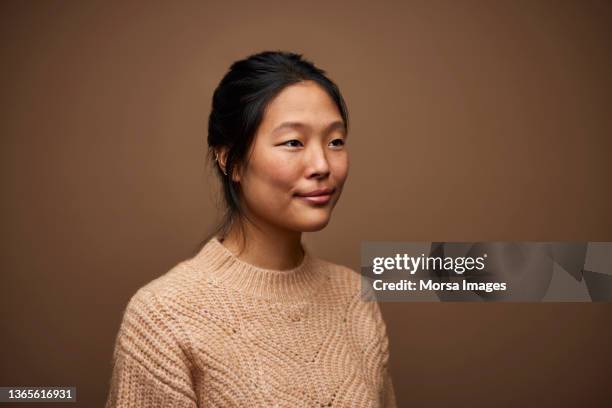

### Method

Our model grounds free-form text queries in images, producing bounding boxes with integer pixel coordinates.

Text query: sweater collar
[187,236,327,301]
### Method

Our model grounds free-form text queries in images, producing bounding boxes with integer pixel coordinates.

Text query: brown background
[1,1,611,407]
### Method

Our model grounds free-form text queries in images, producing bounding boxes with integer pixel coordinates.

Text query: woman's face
[235,80,349,233]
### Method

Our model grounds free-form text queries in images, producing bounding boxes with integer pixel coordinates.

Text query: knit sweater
[105,237,397,407]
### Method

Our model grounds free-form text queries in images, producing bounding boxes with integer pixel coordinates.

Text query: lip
[294,187,335,205]
[296,193,332,205]
[295,188,335,197]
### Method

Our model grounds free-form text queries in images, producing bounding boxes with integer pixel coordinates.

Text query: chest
[188,303,383,407]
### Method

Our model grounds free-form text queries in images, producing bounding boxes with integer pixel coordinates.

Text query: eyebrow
[271,120,347,136]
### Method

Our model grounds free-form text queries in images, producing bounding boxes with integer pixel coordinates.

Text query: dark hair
[193,50,349,255]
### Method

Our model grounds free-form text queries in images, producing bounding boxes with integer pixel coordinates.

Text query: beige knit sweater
[105,237,397,407]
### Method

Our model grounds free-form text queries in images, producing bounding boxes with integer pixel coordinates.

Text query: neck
[220,218,304,271]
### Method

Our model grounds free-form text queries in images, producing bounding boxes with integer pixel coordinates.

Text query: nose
[304,145,330,179]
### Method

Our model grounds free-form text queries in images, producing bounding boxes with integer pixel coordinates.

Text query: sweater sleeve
[346,283,398,407]
[105,289,198,408]
[373,299,397,408]
[382,363,397,408]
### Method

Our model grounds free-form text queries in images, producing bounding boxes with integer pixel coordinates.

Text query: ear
[214,147,229,176]
[214,147,241,182]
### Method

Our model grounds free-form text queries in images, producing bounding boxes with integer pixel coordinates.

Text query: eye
[282,139,303,148]
[329,138,345,148]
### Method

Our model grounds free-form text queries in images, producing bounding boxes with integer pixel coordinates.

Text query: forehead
[259,81,342,131]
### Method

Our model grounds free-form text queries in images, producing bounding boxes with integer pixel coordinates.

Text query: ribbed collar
[186,236,327,301]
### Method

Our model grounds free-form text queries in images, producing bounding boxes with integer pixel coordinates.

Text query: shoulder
[113,261,206,359]
[127,260,209,311]
[116,260,214,345]
[119,261,196,330]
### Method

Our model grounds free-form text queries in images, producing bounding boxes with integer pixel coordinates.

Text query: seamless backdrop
[1,1,611,407]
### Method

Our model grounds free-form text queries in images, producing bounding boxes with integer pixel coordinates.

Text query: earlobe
[215,148,242,183]
[214,147,229,177]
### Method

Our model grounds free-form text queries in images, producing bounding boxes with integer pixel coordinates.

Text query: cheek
[244,156,299,203]
[331,153,349,184]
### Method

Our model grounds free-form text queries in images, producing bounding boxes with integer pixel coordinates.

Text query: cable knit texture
[105,237,397,407]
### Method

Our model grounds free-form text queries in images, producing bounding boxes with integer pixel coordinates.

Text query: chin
[296,215,331,232]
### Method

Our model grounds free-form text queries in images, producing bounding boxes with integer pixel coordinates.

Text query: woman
[105,51,397,407]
